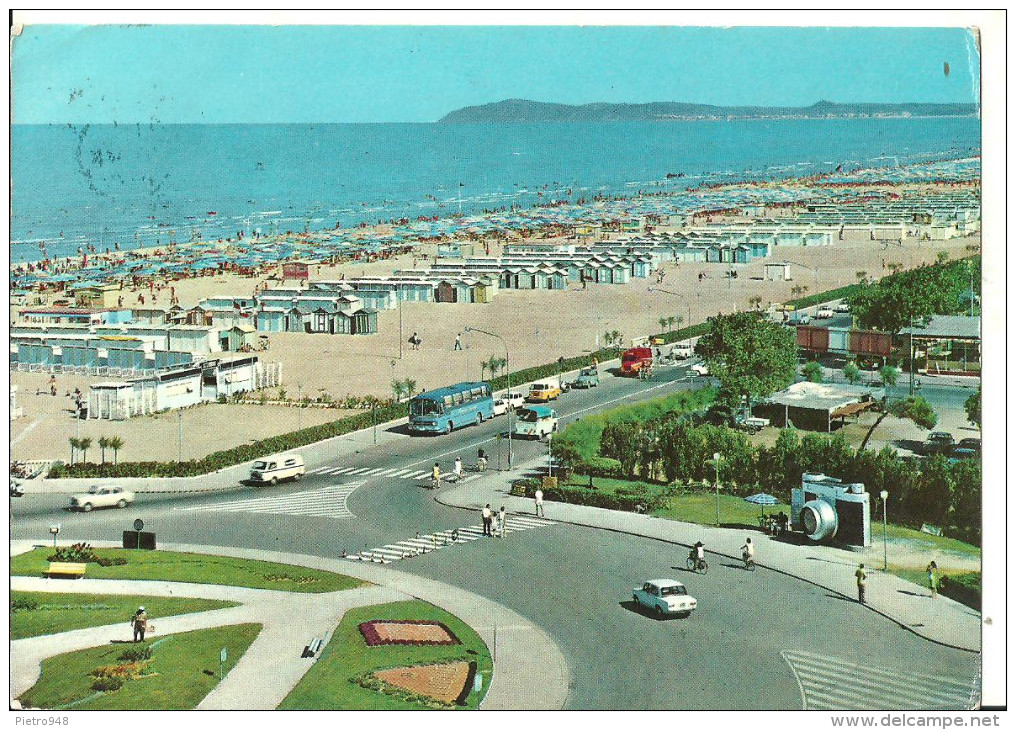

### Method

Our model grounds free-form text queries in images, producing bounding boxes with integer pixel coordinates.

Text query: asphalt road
[10,360,980,710]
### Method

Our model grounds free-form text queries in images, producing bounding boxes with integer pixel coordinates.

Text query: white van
[671,343,694,359]
[250,453,306,484]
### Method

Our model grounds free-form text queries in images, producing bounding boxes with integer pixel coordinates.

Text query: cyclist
[688,540,705,570]
[431,462,441,489]
[741,537,755,566]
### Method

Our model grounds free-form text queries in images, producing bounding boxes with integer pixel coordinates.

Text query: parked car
[10,480,24,498]
[250,453,306,484]
[834,302,851,313]
[70,485,135,512]
[513,405,559,439]
[503,391,526,410]
[492,398,510,417]
[920,432,956,456]
[690,362,710,376]
[571,367,600,389]
[526,382,562,402]
[815,306,834,319]
[735,415,771,434]
[632,579,697,617]
[957,437,981,455]
[791,313,812,325]
[671,343,694,360]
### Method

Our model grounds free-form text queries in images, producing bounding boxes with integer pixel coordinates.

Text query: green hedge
[513,481,665,513]
[783,283,862,311]
[48,402,409,478]
[939,572,981,610]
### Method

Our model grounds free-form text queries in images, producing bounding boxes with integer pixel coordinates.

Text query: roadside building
[758,382,878,432]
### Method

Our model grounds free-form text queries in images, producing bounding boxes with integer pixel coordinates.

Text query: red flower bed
[358,619,461,646]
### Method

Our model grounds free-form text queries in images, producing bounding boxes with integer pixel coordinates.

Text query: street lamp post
[177,409,183,463]
[647,287,693,328]
[713,452,722,526]
[297,384,303,430]
[464,327,513,468]
[880,490,889,571]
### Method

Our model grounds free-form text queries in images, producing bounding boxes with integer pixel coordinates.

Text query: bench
[45,562,87,579]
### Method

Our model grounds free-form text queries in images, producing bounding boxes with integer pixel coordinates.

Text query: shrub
[515,482,664,513]
[938,572,981,610]
[577,456,624,478]
[11,596,39,612]
[117,646,153,662]
[91,676,124,692]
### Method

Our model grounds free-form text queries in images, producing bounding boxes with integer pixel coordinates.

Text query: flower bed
[359,619,460,647]
[356,659,477,707]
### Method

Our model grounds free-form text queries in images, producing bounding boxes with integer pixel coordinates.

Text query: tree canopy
[694,311,797,410]
[848,256,980,333]
[964,386,981,431]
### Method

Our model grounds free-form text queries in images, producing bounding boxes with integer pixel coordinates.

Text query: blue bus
[408,381,495,434]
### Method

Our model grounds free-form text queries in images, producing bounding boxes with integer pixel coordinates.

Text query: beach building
[900,315,980,377]
[20,308,133,326]
[72,284,121,309]
[758,382,878,432]
[10,385,23,421]
[620,218,644,234]
[573,222,603,243]
[219,324,257,351]
[764,262,793,281]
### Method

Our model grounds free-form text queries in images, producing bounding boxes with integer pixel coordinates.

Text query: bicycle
[686,555,709,574]
[742,552,756,571]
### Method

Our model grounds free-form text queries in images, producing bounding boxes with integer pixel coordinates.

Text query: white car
[492,398,510,416]
[835,302,851,313]
[691,362,710,376]
[70,485,135,512]
[502,391,525,410]
[633,579,697,617]
[815,306,834,319]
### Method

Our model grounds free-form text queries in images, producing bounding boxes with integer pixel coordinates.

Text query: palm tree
[78,437,92,464]
[748,296,763,310]
[98,436,110,465]
[403,379,418,398]
[658,317,668,332]
[489,357,506,379]
[108,436,125,465]
[68,437,81,466]
[391,380,407,402]
[855,271,868,284]
[670,315,683,329]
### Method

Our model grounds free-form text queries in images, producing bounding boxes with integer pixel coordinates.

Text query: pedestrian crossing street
[345,513,557,564]
[783,650,978,710]
[309,464,479,483]
[173,482,363,520]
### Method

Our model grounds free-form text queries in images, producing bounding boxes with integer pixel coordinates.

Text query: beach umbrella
[743,492,780,518]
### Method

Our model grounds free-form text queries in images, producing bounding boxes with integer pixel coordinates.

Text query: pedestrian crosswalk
[309,464,481,483]
[173,482,362,521]
[345,513,557,564]
[782,650,978,710]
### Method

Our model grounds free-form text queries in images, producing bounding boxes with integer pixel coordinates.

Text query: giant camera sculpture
[791,473,871,547]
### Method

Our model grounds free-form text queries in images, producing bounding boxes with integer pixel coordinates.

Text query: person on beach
[926,561,938,598]
[454,333,462,351]
[131,607,149,642]
[49,375,57,396]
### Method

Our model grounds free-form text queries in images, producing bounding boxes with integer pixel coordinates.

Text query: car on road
[526,382,562,402]
[948,438,981,463]
[571,367,600,389]
[815,306,834,319]
[493,398,511,416]
[632,578,697,617]
[835,302,851,313]
[503,391,526,410]
[70,485,135,512]
[670,343,694,360]
[250,453,306,484]
[513,405,559,439]
[690,362,710,376]
[920,432,956,456]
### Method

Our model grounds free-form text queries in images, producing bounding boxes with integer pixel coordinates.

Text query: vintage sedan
[70,485,135,512]
[633,578,697,617]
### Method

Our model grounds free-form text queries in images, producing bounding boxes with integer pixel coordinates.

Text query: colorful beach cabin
[573,222,603,243]
[220,324,257,352]
[72,284,121,310]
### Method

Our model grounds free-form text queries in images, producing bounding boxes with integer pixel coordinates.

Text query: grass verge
[279,600,492,710]
[10,548,366,593]
[10,592,237,640]
[18,623,260,710]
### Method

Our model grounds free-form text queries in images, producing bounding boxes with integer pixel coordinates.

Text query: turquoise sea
[11,118,979,262]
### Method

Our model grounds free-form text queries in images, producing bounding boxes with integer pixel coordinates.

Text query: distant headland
[438,99,979,123]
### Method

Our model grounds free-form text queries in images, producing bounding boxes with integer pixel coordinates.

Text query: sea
[10,118,980,263]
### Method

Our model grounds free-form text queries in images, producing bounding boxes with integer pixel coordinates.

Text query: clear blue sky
[12,25,980,124]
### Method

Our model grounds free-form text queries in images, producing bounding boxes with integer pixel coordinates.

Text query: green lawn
[19,623,261,710]
[279,600,492,710]
[879,524,982,558]
[11,592,237,640]
[655,491,788,528]
[10,548,365,593]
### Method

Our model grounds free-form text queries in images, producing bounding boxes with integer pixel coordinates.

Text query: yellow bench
[45,562,87,579]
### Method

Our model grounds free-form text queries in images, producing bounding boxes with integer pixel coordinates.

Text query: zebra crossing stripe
[782,651,976,710]
[363,468,384,475]
[174,483,361,520]
[378,468,400,476]
[347,467,370,474]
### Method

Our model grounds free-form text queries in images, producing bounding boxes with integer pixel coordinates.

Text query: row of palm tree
[390,378,419,402]
[480,355,508,381]
[656,315,684,332]
[602,330,624,348]
[68,436,125,465]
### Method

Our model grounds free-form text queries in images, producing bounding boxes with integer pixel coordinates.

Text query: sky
[11,24,981,124]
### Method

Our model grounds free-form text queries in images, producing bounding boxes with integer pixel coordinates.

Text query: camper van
[250,453,306,484]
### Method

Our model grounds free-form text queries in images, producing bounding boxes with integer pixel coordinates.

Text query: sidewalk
[436,458,982,653]
[10,541,570,711]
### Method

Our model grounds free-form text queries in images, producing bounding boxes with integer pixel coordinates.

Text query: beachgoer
[454,333,462,351]
[49,375,57,397]
[131,607,149,642]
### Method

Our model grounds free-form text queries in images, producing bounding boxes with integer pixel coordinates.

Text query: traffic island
[279,600,492,710]
[17,623,261,710]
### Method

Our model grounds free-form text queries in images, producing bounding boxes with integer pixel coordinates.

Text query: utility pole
[177,409,183,463]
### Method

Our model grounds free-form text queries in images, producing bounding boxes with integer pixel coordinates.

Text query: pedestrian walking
[855,564,867,604]
[534,488,545,517]
[482,504,493,536]
[410,332,421,350]
[131,606,149,642]
[431,462,441,490]
[497,505,507,537]
[453,456,463,480]
[49,375,57,397]
[454,333,463,351]
[927,561,938,598]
